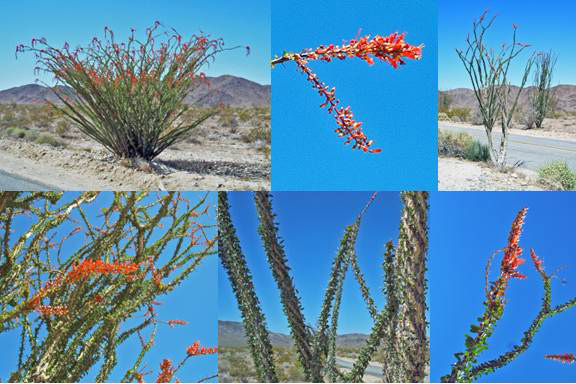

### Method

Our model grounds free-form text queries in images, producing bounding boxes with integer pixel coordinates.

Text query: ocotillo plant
[271,34,422,154]
[456,11,534,169]
[441,208,576,382]
[529,51,557,129]
[0,192,217,382]
[17,22,246,161]
[218,191,429,383]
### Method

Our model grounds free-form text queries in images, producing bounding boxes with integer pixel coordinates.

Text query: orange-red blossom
[291,33,422,154]
[35,305,69,316]
[26,277,63,309]
[186,341,218,357]
[293,55,379,154]
[24,259,146,316]
[167,320,189,328]
[499,208,528,280]
[156,359,174,383]
[530,248,545,276]
[545,354,576,364]
[485,208,528,312]
[305,33,423,67]
[66,259,145,284]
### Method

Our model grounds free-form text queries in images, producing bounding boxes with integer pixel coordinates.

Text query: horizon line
[218,319,369,336]
[0,74,271,91]
[439,83,576,92]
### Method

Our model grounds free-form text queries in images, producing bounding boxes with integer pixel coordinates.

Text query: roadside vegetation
[438,130,490,162]
[218,346,384,383]
[0,103,270,154]
[537,161,576,190]
[0,104,65,147]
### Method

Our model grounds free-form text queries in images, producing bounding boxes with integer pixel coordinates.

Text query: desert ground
[218,346,390,383]
[0,104,270,190]
[438,157,543,191]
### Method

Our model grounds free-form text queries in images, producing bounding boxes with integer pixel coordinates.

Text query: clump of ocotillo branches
[17,22,246,161]
[0,192,216,382]
[218,191,429,382]
[442,208,576,382]
[456,11,534,169]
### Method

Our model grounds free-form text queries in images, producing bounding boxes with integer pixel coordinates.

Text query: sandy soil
[0,113,270,191]
[0,139,269,190]
[438,157,544,191]
[440,120,576,141]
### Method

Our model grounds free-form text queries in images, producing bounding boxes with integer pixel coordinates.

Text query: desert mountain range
[219,320,369,348]
[0,75,270,107]
[440,84,576,113]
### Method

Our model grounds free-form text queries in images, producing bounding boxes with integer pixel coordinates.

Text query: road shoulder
[0,148,122,190]
[438,157,543,191]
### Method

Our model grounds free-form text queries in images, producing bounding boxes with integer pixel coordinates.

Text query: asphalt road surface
[439,124,576,171]
[0,169,54,191]
[335,357,382,379]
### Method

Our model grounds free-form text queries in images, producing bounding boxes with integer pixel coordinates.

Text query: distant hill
[185,75,270,107]
[0,75,270,107]
[219,320,369,348]
[0,84,75,105]
[440,84,576,114]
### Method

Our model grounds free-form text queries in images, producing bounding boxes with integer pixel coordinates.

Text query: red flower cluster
[156,359,174,383]
[167,320,189,328]
[66,259,145,283]
[293,55,379,153]
[186,341,218,357]
[500,208,528,280]
[282,33,422,154]
[305,33,423,68]
[148,257,163,288]
[545,354,576,364]
[35,305,69,316]
[530,248,545,276]
[26,277,63,309]
[485,208,530,311]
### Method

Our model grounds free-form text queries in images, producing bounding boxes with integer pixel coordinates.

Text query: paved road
[439,124,576,171]
[0,169,54,191]
[335,357,382,379]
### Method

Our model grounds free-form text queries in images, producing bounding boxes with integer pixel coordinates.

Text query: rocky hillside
[440,84,576,113]
[0,75,270,107]
[219,320,369,348]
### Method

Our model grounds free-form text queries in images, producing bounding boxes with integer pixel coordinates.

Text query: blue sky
[271,0,437,191]
[218,192,412,336]
[0,192,218,383]
[439,0,576,90]
[0,0,270,89]
[430,192,576,382]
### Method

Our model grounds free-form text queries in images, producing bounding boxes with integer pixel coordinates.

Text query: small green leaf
[465,335,475,349]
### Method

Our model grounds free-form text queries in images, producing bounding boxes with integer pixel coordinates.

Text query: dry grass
[0,104,271,152]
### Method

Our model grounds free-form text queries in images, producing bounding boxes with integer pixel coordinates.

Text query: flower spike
[272,33,422,154]
[545,354,576,364]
